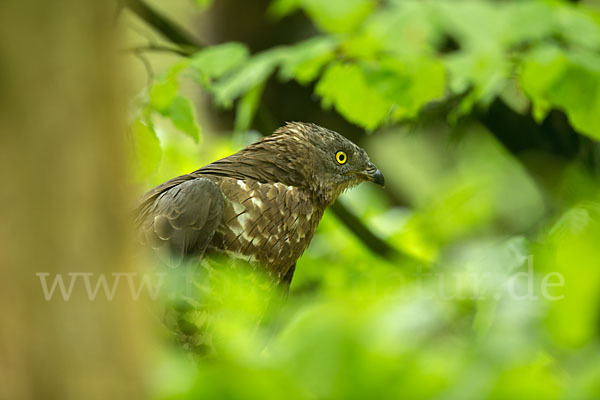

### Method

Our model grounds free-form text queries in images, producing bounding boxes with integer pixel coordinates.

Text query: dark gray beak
[365,162,385,187]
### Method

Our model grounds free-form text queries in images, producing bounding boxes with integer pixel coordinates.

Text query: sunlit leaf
[316,59,445,129]
[542,204,600,348]
[444,49,508,120]
[363,57,446,120]
[521,46,600,140]
[267,0,301,19]
[555,4,600,51]
[193,0,213,10]
[315,62,390,130]
[167,96,200,142]
[279,36,337,84]
[149,62,187,112]
[269,0,374,33]
[498,78,530,115]
[212,47,286,108]
[190,42,249,85]
[131,118,161,178]
[234,82,265,133]
[351,3,439,58]
[301,0,375,34]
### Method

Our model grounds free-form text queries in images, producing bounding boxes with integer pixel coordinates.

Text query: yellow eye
[335,151,347,165]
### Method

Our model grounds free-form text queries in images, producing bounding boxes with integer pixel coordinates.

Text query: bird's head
[270,122,384,207]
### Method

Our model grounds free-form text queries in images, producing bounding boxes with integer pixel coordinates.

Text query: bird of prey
[135,122,384,288]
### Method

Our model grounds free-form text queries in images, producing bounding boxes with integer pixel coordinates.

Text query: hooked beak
[363,162,385,187]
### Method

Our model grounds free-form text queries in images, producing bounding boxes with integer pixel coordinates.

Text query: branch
[330,201,401,260]
[121,44,191,57]
[123,0,203,53]
[132,51,154,86]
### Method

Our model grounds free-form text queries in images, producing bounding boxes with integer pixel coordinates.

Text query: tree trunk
[0,1,151,399]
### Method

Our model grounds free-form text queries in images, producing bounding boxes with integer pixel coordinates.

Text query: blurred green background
[122,0,600,399]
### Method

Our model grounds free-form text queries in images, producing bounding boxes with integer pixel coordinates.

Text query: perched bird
[136,122,384,288]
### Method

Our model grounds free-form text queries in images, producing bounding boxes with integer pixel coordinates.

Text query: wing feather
[136,177,224,266]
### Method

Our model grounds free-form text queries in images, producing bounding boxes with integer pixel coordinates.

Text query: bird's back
[136,166,323,284]
[204,175,322,282]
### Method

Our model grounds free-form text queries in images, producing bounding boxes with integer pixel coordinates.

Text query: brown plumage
[136,122,384,287]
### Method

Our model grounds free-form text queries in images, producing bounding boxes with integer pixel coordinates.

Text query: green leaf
[267,0,301,19]
[279,36,337,84]
[498,79,530,115]
[235,82,265,133]
[521,46,600,140]
[315,62,390,130]
[212,48,286,108]
[301,0,375,34]
[350,3,439,58]
[190,42,249,85]
[131,118,162,178]
[445,50,507,99]
[544,204,600,348]
[147,62,201,141]
[315,59,445,129]
[193,0,213,10]
[149,62,187,112]
[167,96,200,141]
[150,75,178,113]
[444,49,508,120]
[555,4,600,51]
[269,0,374,32]
[362,57,446,120]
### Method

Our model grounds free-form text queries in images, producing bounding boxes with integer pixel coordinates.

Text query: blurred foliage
[125,0,600,399]
[130,0,600,176]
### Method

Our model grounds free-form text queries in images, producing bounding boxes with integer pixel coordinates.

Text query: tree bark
[0,1,151,399]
